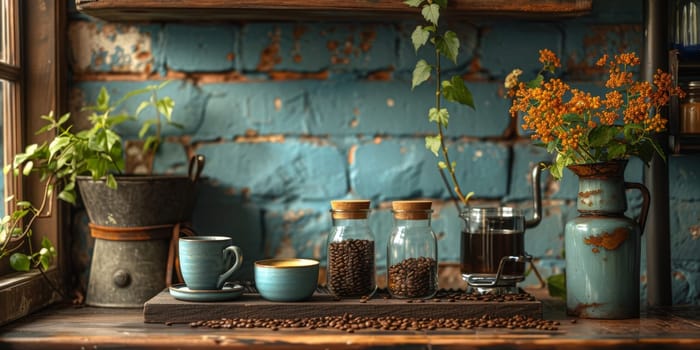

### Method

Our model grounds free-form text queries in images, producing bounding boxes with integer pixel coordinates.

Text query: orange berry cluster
[508,50,684,154]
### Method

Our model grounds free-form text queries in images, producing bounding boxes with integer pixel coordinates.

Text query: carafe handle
[525,164,545,229]
[624,182,651,235]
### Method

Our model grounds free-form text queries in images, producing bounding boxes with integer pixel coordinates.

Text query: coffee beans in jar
[328,239,375,297]
[387,201,438,299]
[327,200,377,298]
[388,256,437,298]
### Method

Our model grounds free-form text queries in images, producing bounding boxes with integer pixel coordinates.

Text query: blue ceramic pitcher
[564,160,650,319]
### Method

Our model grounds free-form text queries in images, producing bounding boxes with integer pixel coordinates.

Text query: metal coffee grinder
[459,166,543,295]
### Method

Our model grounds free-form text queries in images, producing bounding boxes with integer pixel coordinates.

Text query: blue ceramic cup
[179,236,243,290]
[254,258,319,302]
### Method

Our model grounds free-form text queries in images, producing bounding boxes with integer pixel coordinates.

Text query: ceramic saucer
[169,282,244,302]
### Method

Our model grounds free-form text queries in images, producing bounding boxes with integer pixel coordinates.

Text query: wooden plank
[75,0,593,22]
[143,289,542,323]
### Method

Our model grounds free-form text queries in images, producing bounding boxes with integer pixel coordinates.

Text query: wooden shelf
[75,0,593,22]
[669,50,700,154]
[144,286,542,324]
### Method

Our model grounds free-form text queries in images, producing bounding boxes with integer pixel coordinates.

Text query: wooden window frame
[0,0,66,326]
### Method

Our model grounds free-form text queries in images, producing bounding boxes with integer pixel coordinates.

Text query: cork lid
[331,200,371,219]
[392,200,433,220]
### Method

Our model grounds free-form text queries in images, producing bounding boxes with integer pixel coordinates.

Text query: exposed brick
[670,155,700,200]
[670,200,700,262]
[308,81,508,137]
[191,180,264,281]
[262,203,329,263]
[351,139,508,201]
[195,140,346,200]
[163,24,238,72]
[507,143,553,201]
[199,82,312,138]
[240,23,396,73]
[481,23,562,78]
[68,21,159,74]
[670,261,700,304]
[523,203,568,258]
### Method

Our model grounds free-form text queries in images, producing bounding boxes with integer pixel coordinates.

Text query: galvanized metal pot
[564,160,650,319]
[79,155,204,308]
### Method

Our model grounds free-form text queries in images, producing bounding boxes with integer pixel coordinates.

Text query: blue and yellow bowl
[254,258,319,302]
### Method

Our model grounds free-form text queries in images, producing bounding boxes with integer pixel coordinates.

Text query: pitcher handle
[625,182,651,235]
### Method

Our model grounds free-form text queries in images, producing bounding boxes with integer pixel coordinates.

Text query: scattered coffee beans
[328,239,375,297]
[388,257,437,298]
[188,313,560,332]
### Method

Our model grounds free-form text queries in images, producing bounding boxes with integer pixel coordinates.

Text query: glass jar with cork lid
[327,200,376,298]
[387,200,438,299]
[681,81,700,134]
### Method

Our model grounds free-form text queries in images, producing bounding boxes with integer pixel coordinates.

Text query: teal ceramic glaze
[179,236,243,290]
[254,258,319,302]
[169,282,244,302]
[565,160,649,319]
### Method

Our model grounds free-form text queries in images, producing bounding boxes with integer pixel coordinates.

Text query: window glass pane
[0,80,3,218]
[0,1,5,63]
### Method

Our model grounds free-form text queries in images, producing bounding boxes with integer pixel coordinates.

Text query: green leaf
[16,201,32,209]
[135,100,151,118]
[527,74,544,88]
[157,97,175,121]
[547,273,566,299]
[562,113,583,123]
[403,0,423,7]
[22,161,33,176]
[39,254,51,271]
[442,76,474,109]
[104,129,122,153]
[411,25,430,52]
[428,107,449,126]
[425,135,442,156]
[421,3,440,25]
[10,253,31,272]
[138,119,157,139]
[57,112,71,126]
[587,126,615,147]
[58,189,77,205]
[436,30,459,64]
[106,174,118,190]
[411,59,432,89]
[49,136,71,157]
[96,86,110,112]
[607,143,627,160]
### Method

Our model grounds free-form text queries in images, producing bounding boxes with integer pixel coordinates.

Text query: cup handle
[217,245,243,289]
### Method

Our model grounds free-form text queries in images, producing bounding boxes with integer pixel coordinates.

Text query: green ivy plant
[0,81,178,273]
[405,0,476,205]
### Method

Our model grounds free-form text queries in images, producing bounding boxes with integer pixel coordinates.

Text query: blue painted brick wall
[67,0,700,304]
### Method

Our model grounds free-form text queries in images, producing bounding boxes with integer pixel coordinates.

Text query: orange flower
[505,49,684,174]
[539,49,561,71]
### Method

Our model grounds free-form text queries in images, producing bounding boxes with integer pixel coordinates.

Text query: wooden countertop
[1,290,700,350]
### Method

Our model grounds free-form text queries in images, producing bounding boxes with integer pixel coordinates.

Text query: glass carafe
[459,207,529,293]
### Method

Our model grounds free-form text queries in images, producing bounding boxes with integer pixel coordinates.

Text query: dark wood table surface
[1,289,699,350]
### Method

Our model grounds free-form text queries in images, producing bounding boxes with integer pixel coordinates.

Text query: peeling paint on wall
[69,22,153,73]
